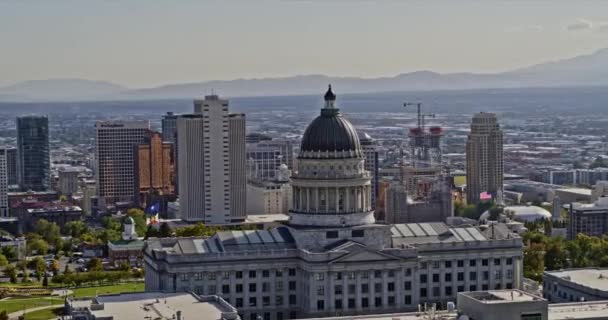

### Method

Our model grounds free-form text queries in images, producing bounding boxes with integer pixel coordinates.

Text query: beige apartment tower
[177,95,246,224]
[466,112,504,204]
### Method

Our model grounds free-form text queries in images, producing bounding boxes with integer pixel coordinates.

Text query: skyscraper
[178,95,246,224]
[134,131,175,211]
[5,148,18,186]
[16,116,50,191]
[359,132,379,210]
[0,149,8,217]
[95,120,149,208]
[162,112,180,195]
[229,113,247,221]
[466,112,504,204]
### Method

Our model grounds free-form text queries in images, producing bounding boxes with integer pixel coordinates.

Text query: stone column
[345,187,351,213]
[335,187,340,213]
[306,188,311,212]
[328,272,335,312]
[355,272,362,311]
[315,187,319,212]
[382,270,388,307]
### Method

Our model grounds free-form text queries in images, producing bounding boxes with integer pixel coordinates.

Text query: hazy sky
[2,0,608,88]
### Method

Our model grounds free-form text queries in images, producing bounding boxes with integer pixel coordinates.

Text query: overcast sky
[2,0,608,88]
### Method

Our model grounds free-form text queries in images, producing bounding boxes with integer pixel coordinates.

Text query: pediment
[330,247,400,263]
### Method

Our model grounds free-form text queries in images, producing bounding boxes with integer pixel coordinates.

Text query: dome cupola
[299,85,362,159]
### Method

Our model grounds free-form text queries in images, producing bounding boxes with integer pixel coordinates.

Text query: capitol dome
[299,85,362,159]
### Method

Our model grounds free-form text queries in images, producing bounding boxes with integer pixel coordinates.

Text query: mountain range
[3,48,608,102]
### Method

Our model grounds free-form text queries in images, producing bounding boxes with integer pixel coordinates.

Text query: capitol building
[144,87,524,320]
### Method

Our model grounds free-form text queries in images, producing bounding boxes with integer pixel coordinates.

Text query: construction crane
[403,102,435,132]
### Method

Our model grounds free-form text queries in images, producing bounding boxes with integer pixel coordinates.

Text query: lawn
[23,307,63,320]
[0,297,63,314]
[71,282,145,298]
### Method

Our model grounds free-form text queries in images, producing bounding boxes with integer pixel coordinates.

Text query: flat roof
[71,292,233,320]
[461,289,544,304]
[549,300,608,319]
[546,269,608,292]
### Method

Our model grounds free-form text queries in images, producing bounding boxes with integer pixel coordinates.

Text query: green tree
[1,246,17,260]
[159,222,172,238]
[87,257,103,271]
[42,274,49,287]
[0,254,8,267]
[63,221,89,238]
[545,237,567,270]
[27,239,49,255]
[590,156,607,169]
[145,225,159,239]
[50,259,60,274]
[4,264,17,283]
[0,310,8,320]
[34,219,61,247]
[127,208,147,236]
[524,242,545,282]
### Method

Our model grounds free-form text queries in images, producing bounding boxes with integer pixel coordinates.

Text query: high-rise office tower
[359,132,379,210]
[17,116,50,191]
[134,131,175,211]
[178,95,245,224]
[466,112,504,204]
[161,112,178,143]
[95,121,149,208]
[246,138,295,181]
[0,149,8,217]
[229,113,247,221]
[5,148,18,186]
[162,112,180,195]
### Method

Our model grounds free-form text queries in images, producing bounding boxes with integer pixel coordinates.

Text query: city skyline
[3,1,608,88]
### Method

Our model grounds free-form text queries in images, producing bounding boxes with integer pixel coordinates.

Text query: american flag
[480,191,492,200]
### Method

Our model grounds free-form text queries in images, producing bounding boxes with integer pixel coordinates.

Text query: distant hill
[0,79,127,101]
[2,48,608,102]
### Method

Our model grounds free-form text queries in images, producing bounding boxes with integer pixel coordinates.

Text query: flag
[480,191,492,200]
[146,202,160,215]
[146,213,159,225]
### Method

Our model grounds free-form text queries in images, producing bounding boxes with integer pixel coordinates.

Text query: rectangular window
[482,259,489,266]
[420,288,427,298]
[361,284,369,294]
[362,298,369,308]
[374,270,382,278]
[420,274,428,283]
[352,230,364,237]
[335,285,343,295]
[457,272,464,281]
[374,283,382,293]
[432,261,440,269]
[470,260,477,267]
[249,297,257,307]
[506,257,513,265]
[470,285,477,291]
[326,231,339,239]
[405,268,412,276]
[289,281,296,291]
[276,296,283,306]
[470,272,477,280]
[432,287,440,297]
[222,284,230,294]
[348,298,355,309]
[388,282,395,292]
[249,270,257,278]
[334,272,342,280]
[236,298,243,308]
[404,281,411,290]
[432,274,440,283]
[262,270,270,278]
[236,284,243,293]
[374,297,382,307]
[457,260,464,267]
[316,273,325,281]
[458,286,464,292]
[445,273,452,282]
[405,295,412,305]
[289,295,296,305]
[249,283,257,293]
[445,286,453,296]
[335,299,343,309]
[263,296,270,307]
[445,261,452,268]
[494,258,501,266]
[181,273,188,281]
[288,269,296,276]
[276,282,283,292]
[263,282,270,293]
[222,272,230,279]
[317,286,325,296]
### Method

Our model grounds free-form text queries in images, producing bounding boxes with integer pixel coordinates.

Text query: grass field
[22,307,63,320]
[0,297,63,314]
[71,282,145,298]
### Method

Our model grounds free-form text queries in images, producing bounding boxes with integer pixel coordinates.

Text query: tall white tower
[177,95,245,224]
[466,112,504,204]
